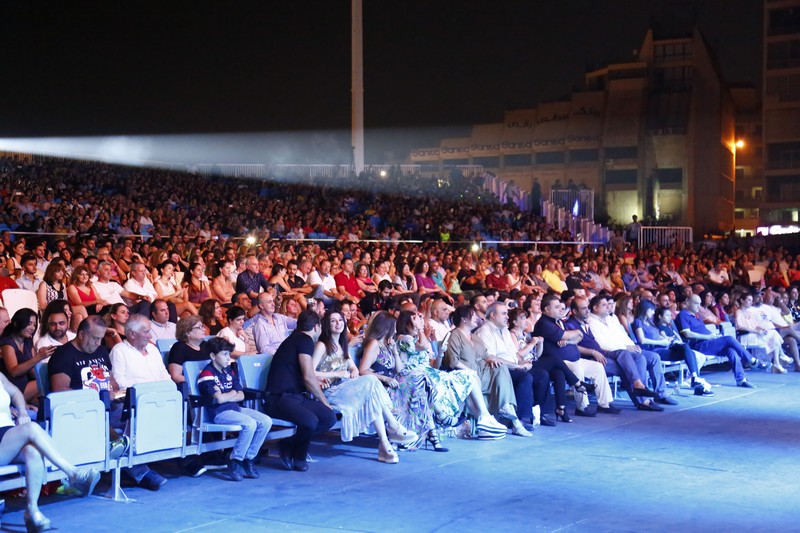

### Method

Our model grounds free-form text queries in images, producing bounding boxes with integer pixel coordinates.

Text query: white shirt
[93,280,126,305]
[150,320,177,341]
[122,277,158,306]
[308,270,337,292]
[35,331,76,351]
[427,319,452,343]
[586,313,635,352]
[474,321,518,364]
[216,326,249,354]
[110,340,171,391]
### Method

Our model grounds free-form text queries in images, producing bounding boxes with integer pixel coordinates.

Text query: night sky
[1,1,762,163]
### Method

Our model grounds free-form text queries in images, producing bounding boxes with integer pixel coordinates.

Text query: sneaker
[737,380,756,389]
[70,467,101,497]
[242,459,259,479]
[108,435,129,460]
[780,353,793,365]
[691,376,712,391]
[138,471,167,491]
[226,460,244,482]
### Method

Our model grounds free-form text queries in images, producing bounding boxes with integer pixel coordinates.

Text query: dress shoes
[292,460,309,472]
[655,395,678,406]
[539,415,556,427]
[574,407,597,417]
[632,387,657,397]
[636,401,664,412]
[597,405,622,414]
[737,380,756,388]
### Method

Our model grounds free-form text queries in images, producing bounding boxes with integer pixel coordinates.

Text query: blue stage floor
[4,365,800,533]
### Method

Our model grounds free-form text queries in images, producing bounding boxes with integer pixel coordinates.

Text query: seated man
[584,295,671,410]
[359,280,393,317]
[264,310,336,472]
[149,299,177,341]
[286,260,312,298]
[122,262,161,317]
[334,258,362,304]
[307,259,339,307]
[236,255,271,302]
[426,297,454,343]
[16,253,41,292]
[252,292,297,355]
[677,294,753,388]
[545,296,621,415]
[110,314,172,390]
[36,302,76,351]
[49,316,165,490]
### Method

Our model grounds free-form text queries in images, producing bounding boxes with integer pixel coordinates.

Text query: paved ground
[3,364,800,532]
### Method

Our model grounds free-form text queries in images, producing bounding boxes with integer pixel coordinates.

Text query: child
[197,338,272,481]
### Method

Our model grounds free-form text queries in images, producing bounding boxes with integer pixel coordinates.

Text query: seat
[183,360,244,453]
[34,360,50,398]
[236,354,297,438]
[44,389,107,467]
[156,338,178,367]
[128,380,185,455]
[1,288,38,317]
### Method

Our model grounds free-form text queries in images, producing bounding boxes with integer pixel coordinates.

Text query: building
[760,0,800,232]
[410,28,738,236]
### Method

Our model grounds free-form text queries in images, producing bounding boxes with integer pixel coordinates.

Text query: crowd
[0,155,796,530]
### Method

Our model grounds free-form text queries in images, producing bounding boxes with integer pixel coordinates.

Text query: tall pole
[352,0,364,175]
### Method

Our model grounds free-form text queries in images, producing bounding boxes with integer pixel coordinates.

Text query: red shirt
[334,272,361,299]
[486,272,509,292]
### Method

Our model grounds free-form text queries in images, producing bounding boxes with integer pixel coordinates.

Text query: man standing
[264,310,336,472]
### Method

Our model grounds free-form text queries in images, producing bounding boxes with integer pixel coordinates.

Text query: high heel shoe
[24,510,51,533]
[378,444,399,464]
[554,407,572,423]
[574,381,595,394]
[387,425,419,446]
[425,429,449,452]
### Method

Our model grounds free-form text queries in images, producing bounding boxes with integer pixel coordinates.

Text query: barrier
[550,189,594,221]
[639,226,693,249]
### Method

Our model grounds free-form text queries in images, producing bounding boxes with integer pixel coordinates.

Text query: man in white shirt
[16,253,41,292]
[35,306,76,351]
[110,314,171,391]
[123,262,162,316]
[426,299,453,342]
[93,260,127,309]
[307,259,338,306]
[706,261,732,289]
[149,299,177,341]
[587,295,676,406]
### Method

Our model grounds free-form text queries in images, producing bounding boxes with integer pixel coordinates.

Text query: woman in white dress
[312,310,417,464]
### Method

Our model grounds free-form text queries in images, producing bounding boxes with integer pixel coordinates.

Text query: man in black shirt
[264,310,336,472]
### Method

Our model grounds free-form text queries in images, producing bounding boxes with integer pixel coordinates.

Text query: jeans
[265,392,336,461]
[214,407,273,461]
[689,336,747,382]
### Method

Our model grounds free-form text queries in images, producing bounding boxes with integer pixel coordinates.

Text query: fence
[549,189,594,221]
[639,226,693,249]
[541,200,610,245]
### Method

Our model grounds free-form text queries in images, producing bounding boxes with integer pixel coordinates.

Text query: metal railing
[550,189,594,221]
[639,226,693,249]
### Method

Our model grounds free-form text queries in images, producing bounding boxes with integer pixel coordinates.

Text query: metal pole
[351,0,365,176]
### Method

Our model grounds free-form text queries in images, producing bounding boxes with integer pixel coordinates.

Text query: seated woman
[359,312,440,450]
[633,301,713,395]
[36,262,67,314]
[216,306,253,358]
[712,290,733,323]
[155,260,197,317]
[197,337,272,481]
[103,303,128,350]
[0,371,101,531]
[697,290,722,326]
[66,265,104,325]
[443,305,532,437]
[184,262,211,307]
[199,298,225,336]
[736,292,787,373]
[394,310,507,443]
[268,264,306,309]
[168,316,210,384]
[313,310,418,464]
[355,263,377,294]
[0,309,55,404]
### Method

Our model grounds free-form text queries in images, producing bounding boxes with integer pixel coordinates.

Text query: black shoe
[292,460,309,472]
[654,395,678,406]
[597,405,622,414]
[636,401,664,412]
[632,387,657,398]
[574,407,597,417]
[185,460,207,478]
[539,415,556,427]
[694,386,715,397]
[737,380,756,389]
[555,408,572,423]
[139,471,167,491]
[226,460,244,481]
[575,381,596,394]
[279,453,294,471]
[242,459,259,479]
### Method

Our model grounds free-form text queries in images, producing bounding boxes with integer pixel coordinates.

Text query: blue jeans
[214,407,273,461]
[689,336,747,382]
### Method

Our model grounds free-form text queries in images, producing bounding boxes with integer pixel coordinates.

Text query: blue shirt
[235,270,271,297]
[534,314,580,362]
[564,317,604,356]
[675,310,708,345]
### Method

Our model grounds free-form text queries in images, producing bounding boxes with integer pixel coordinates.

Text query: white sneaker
[511,420,533,438]
[780,353,793,365]
[692,376,712,391]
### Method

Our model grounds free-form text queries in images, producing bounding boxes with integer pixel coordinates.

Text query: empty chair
[2,288,38,317]
[128,380,184,456]
[44,389,107,467]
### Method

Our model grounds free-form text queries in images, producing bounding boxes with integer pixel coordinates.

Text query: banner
[566,92,605,150]
[532,101,570,153]
[500,108,535,155]
[469,123,503,156]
